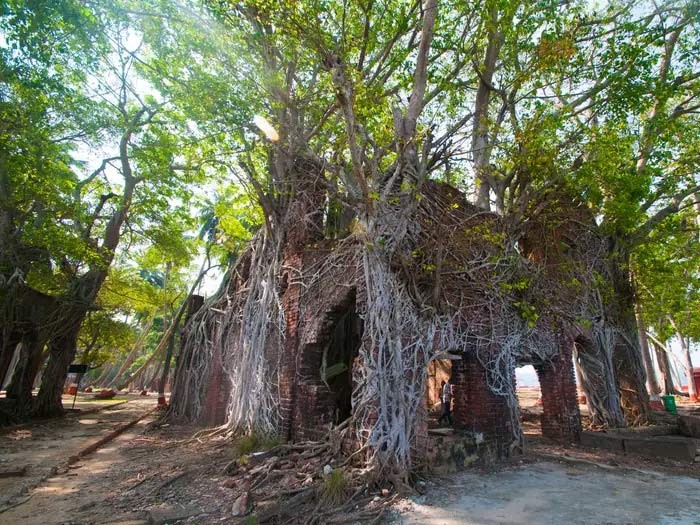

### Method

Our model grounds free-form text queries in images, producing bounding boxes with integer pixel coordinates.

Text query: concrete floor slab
[393,461,700,525]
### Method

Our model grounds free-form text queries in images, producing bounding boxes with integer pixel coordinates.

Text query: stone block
[678,415,700,438]
[580,431,625,452]
[147,504,201,525]
[623,435,697,462]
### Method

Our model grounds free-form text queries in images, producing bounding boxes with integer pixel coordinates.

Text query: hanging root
[170,178,605,484]
[222,233,285,437]
[168,232,285,438]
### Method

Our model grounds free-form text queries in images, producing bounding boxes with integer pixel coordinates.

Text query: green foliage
[633,212,700,343]
[317,469,349,506]
[3,0,699,385]
[243,515,259,525]
[233,432,281,456]
[78,312,136,366]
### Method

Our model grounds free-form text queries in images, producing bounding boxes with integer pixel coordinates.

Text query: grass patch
[64,396,129,404]
[243,514,259,525]
[233,432,281,456]
[317,469,349,506]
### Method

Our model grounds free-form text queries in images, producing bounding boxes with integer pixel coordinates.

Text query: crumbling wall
[291,267,359,440]
[536,335,582,442]
[171,176,593,472]
[452,351,517,456]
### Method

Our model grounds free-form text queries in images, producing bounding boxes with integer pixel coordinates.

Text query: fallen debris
[216,429,399,524]
[0,466,27,478]
[95,389,117,400]
[679,414,700,438]
[147,503,201,525]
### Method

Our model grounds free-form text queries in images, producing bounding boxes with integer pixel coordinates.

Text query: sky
[516,347,698,389]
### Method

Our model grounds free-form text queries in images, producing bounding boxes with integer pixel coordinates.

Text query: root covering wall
[170,167,589,472]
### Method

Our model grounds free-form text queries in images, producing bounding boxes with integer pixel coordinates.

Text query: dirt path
[4,406,700,525]
[0,416,159,524]
[0,417,236,525]
[0,398,155,517]
[391,460,700,525]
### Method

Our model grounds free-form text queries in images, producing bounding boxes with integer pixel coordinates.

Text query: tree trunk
[572,346,584,395]
[471,4,503,210]
[5,334,45,417]
[157,330,175,404]
[678,334,697,401]
[158,295,203,404]
[33,313,83,418]
[575,332,625,428]
[116,321,177,391]
[107,316,153,389]
[0,331,21,389]
[94,362,117,388]
[607,239,650,425]
[635,303,661,395]
[32,132,138,417]
[653,341,677,395]
[613,322,651,425]
[666,315,697,401]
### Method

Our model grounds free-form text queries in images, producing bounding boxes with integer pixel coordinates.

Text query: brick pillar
[535,339,581,443]
[452,352,514,456]
[278,257,303,441]
[277,157,326,441]
[202,348,228,426]
[294,382,336,440]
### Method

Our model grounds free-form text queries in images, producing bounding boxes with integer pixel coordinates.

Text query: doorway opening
[322,306,362,424]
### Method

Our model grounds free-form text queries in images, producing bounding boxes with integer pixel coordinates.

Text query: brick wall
[202,347,229,426]
[278,251,304,440]
[535,337,582,443]
[277,157,327,440]
[292,280,357,440]
[451,351,515,457]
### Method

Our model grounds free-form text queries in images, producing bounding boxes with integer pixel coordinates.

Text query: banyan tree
[166,0,654,477]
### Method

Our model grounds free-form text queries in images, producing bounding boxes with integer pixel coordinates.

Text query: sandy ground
[0,413,237,525]
[0,416,164,525]
[0,392,131,414]
[392,460,700,525]
[2,391,700,524]
[0,397,154,516]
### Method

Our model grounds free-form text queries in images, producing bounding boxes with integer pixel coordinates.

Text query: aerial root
[217,425,404,524]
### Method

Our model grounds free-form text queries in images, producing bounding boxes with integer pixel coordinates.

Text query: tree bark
[0,332,22,390]
[5,335,44,416]
[607,239,650,425]
[693,192,700,243]
[681,336,697,401]
[668,316,697,401]
[157,328,175,402]
[471,3,504,210]
[158,295,204,403]
[94,362,117,388]
[34,143,137,416]
[652,341,680,395]
[572,346,584,395]
[33,314,83,418]
[107,316,154,389]
[575,332,625,428]
[635,303,661,395]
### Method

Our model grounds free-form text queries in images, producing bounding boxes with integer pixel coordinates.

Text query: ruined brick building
[169,161,584,467]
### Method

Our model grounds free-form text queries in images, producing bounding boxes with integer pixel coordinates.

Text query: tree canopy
[0,0,698,426]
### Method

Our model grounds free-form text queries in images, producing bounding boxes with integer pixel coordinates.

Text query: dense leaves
[1,0,698,413]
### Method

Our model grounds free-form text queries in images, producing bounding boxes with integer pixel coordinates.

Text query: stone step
[581,431,698,462]
[679,414,700,438]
